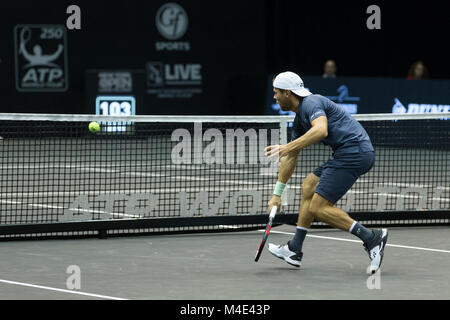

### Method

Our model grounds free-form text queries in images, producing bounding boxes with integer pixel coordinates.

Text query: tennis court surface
[0,225,449,300]
[0,113,449,300]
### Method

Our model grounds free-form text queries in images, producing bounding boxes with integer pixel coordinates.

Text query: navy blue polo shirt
[291,94,374,155]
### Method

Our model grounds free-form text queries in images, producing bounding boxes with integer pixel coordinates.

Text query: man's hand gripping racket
[254,205,278,262]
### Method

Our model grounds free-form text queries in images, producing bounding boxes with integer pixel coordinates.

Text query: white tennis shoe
[268,241,303,267]
[364,228,388,274]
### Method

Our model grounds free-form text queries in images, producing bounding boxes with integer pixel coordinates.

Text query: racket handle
[269,205,277,219]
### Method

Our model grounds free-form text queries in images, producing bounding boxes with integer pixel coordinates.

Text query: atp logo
[155,3,189,40]
[14,25,68,91]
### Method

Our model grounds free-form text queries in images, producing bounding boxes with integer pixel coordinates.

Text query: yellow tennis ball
[89,121,100,133]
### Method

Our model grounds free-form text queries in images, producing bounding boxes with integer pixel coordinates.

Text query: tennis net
[0,113,448,239]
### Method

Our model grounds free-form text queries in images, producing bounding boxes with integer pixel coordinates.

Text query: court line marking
[0,200,142,219]
[0,279,128,300]
[265,230,450,254]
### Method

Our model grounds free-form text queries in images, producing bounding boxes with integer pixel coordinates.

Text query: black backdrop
[266,0,449,79]
[1,0,448,115]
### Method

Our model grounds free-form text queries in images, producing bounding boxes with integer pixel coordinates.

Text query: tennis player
[265,71,388,273]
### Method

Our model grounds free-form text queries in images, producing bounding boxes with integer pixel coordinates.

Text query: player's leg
[311,163,376,240]
[309,192,388,273]
[297,173,320,228]
[267,173,319,267]
[309,151,388,273]
[309,193,360,232]
[310,151,375,236]
[287,173,319,252]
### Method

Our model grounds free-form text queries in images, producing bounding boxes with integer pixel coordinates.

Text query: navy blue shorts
[313,151,375,204]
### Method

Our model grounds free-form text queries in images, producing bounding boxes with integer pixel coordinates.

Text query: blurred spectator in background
[323,59,337,78]
[407,61,429,80]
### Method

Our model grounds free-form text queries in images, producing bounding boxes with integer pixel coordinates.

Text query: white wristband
[273,181,286,196]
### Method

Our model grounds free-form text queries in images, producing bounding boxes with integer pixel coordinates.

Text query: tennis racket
[254,205,278,262]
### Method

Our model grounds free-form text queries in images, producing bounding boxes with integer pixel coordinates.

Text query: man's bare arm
[267,149,299,212]
[286,116,328,153]
[278,149,300,184]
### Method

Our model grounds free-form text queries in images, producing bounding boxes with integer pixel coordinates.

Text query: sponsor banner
[85,70,144,114]
[154,2,190,52]
[60,184,447,221]
[146,61,202,99]
[98,72,132,93]
[146,3,204,101]
[14,24,68,91]
[392,98,450,119]
[265,75,450,115]
[142,1,229,113]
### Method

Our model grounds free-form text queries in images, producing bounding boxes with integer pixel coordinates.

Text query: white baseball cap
[273,71,312,97]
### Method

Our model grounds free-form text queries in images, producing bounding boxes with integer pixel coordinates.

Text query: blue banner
[266,75,450,116]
